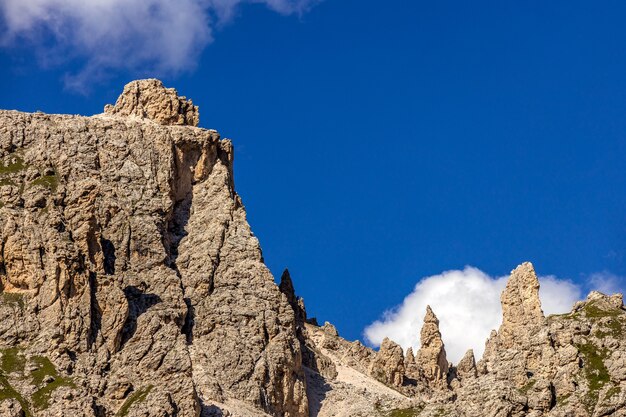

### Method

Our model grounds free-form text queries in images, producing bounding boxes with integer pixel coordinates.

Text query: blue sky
[1,0,625,351]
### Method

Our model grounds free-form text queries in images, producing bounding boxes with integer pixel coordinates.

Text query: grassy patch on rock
[387,407,423,417]
[556,393,571,406]
[29,174,58,191]
[30,355,75,410]
[0,347,31,416]
[0,374,31,416]
[519,379,536,395]
[577,342,611,412]
[117,385,154,417]
[595,317,625,339]
[0,155,26,175]
[605,385,621,400]
[1,347,26,375]
[1,293,26,311]
[583,302,621,319]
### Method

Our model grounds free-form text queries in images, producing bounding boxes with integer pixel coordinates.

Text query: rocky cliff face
[0,80,305,417]
[0,80,624,417]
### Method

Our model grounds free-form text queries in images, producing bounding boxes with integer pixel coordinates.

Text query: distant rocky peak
[279,268,308,331]
[279,268,297,305]
[104,79,199,126]
[420,305,443,346]
[500,261,544,331]
[456,349,477,379]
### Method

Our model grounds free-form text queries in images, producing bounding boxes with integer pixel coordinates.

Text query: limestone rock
[404,347,421,381]
[279,268,307,334]
[104,79,199,126]
[0,80,305,416]
[0,398,24,417]
[416,306,449,383]
[369,337,405,387]
[499,261,544,346]
[456,349,477,380]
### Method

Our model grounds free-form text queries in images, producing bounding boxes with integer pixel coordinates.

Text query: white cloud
[363,266,582,364]
[0,0,319,91]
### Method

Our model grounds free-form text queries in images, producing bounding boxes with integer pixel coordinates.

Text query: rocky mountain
[0,80,624,417]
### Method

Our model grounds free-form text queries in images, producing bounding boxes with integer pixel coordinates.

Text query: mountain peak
[104,79,199,126]
[500,261,544,333]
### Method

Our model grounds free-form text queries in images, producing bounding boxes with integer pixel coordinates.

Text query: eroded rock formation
[0,80,305,417]
[416,306,449,384]
[104,79,199,126]
[369,337,405,387]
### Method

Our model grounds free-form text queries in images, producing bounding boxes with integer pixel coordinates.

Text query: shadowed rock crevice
[88,272,102,349]
[0,240,6,277]
[163,141,207,272]
[91,400,106,417]
[200,403,225,417]
[100,237,116,275]
[181,297,195,344]
[120,286,162,348]
[165,196,192,271]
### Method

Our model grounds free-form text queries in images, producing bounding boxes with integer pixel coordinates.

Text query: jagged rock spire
[104,79,199,126]
[405,347,416,367]
[499,262,544,344]
[279,268,297,306]
[404,346,421,380]
[279,268,307,334]
[416,306,449,382]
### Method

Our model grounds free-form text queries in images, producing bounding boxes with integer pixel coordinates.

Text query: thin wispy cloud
[363,266,585,363]
[0,0,319,92]
[587,271,625,295]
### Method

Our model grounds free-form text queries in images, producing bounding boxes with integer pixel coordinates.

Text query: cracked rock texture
[104,79,199,127]
[1,80,625,417]
[0,80,305,417]
[416,306,449,385]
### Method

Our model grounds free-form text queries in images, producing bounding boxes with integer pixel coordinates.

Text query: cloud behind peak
[0,0,319,91]
[363,266,583,363]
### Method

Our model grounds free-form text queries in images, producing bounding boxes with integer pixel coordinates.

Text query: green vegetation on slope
[519,378,537,395]
[29,174,58,191]
[1,293,26,311]
[1,347,26,374]
[583,302,622,319]
[0,347,31,416]
[387,407,423,417]
[117,385,154,417]
[577,342,611,412]
[30,355,75,410]
[0,154,26,175]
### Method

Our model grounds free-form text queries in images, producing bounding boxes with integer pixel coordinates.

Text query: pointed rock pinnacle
[417,305,449,383]
[456,349,477,379]
[499,262,544,342]
[279,268,307,330]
